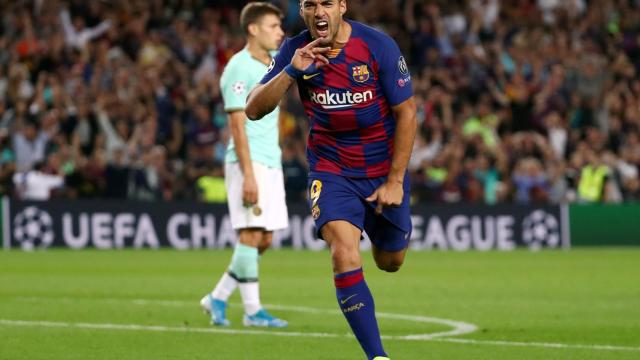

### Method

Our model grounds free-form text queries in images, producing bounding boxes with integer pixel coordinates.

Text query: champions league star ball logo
[232,81,246,96]
[521,209,560,250]
[398,56,409,75]
[13,206,55,250]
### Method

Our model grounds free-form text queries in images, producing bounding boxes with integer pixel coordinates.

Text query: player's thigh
[307,173,367,271]
[371,243,408,272]
[307,173,366,238]
[225,162,268,230]
[363,206,411,253]
[263,167,288,232]
[364,210,410,271]
[237,227,264,247]
[258,231,273,254]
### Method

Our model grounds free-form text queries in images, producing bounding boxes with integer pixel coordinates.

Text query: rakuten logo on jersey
[309,89,373,110]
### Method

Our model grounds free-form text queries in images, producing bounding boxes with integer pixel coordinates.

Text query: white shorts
[225,162,289,231]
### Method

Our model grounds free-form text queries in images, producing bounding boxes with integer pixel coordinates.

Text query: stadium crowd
[0,0,639,204]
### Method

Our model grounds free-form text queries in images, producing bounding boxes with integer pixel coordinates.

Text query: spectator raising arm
[59,8,112,50]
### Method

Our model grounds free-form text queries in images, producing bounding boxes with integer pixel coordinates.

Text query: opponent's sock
[228,243,262,315]
[334,268,387,360]
[238,282,261,315]
[210,272,238,302]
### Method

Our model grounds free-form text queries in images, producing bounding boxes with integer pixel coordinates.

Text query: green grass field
[1,249,639,359]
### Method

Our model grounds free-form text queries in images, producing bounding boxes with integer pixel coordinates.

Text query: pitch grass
[0,249,639,360]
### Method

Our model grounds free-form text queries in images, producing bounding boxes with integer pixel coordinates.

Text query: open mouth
[315,20,329,38]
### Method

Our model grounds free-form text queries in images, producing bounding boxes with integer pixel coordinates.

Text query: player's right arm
[245,74,295,121]
[246,38,329,120]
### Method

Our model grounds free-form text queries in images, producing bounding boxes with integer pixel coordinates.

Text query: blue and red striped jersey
[260,20,413,178]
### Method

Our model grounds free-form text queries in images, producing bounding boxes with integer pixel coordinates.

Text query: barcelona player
[246,0,417,359]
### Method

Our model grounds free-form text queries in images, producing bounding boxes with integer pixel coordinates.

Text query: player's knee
[375,257,404,273]
[376,262,401,273]
[262,232,273,246]
[257,242,270,254]
[332,246,359,264]
[331,245,360,270]
[258,234,272,254]
[238,228,263,247]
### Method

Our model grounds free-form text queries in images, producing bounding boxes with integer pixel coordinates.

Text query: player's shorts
[307,171,412,252]
[225,161,288,231]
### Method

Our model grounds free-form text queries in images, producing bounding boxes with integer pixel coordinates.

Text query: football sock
[210,272,238,302]
[334,268,387,360]
[238,282,261,316]
[228,243,261,315]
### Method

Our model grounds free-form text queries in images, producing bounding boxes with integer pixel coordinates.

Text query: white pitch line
[14,296,478,339]
[1,318,639,353]
[376,311,476,340]
[244,304,477,339]
[431,337,640,352]
[10,297,640,352]
[0,319,340,339]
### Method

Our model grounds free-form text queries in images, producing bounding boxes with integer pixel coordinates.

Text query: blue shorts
[307,172,412,252]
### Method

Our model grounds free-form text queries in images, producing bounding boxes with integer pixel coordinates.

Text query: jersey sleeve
[259,38,294,85]
[376,37,413,106]
[220,61,253,112]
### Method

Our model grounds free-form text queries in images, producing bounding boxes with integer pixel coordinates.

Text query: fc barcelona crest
[351,64,370,83]
[311,204,321,219]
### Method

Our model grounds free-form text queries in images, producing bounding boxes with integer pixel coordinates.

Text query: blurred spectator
[187,102,218,163]
[12,120,50,173]
[474,153,500,204]
[13,161,64,200]
[0,0,638,205]
[59,7,111,50]
[196,161,227,203]
[617,147,640,200]
[0,129,15,195]
[282,141,308,202]
[577,151,610,203]
[544,111,567,160]
[104,146,130,199]
[512,158,549,203]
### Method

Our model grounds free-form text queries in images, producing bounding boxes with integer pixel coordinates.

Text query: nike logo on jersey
[340,294,358,304]
[303,73,320,80]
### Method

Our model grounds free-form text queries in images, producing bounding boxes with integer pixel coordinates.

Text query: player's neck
[331,19,351,49]
[246,39,271,66]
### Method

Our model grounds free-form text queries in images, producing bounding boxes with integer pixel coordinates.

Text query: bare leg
[238,227,263,247]
[322,220,387,359]
[320,220,362,274]
[371,245,407,273]
[257,231,273,255]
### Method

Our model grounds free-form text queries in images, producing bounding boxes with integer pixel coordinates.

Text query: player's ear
[340,0,347,16]
[248,23,259,37]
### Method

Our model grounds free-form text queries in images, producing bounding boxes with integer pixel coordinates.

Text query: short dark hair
[240,2,283,35]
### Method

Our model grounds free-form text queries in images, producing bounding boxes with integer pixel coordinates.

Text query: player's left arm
[365,37,417,214]
[220,61,259,206]
[367,97,417,214]
[388,97,417,184]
